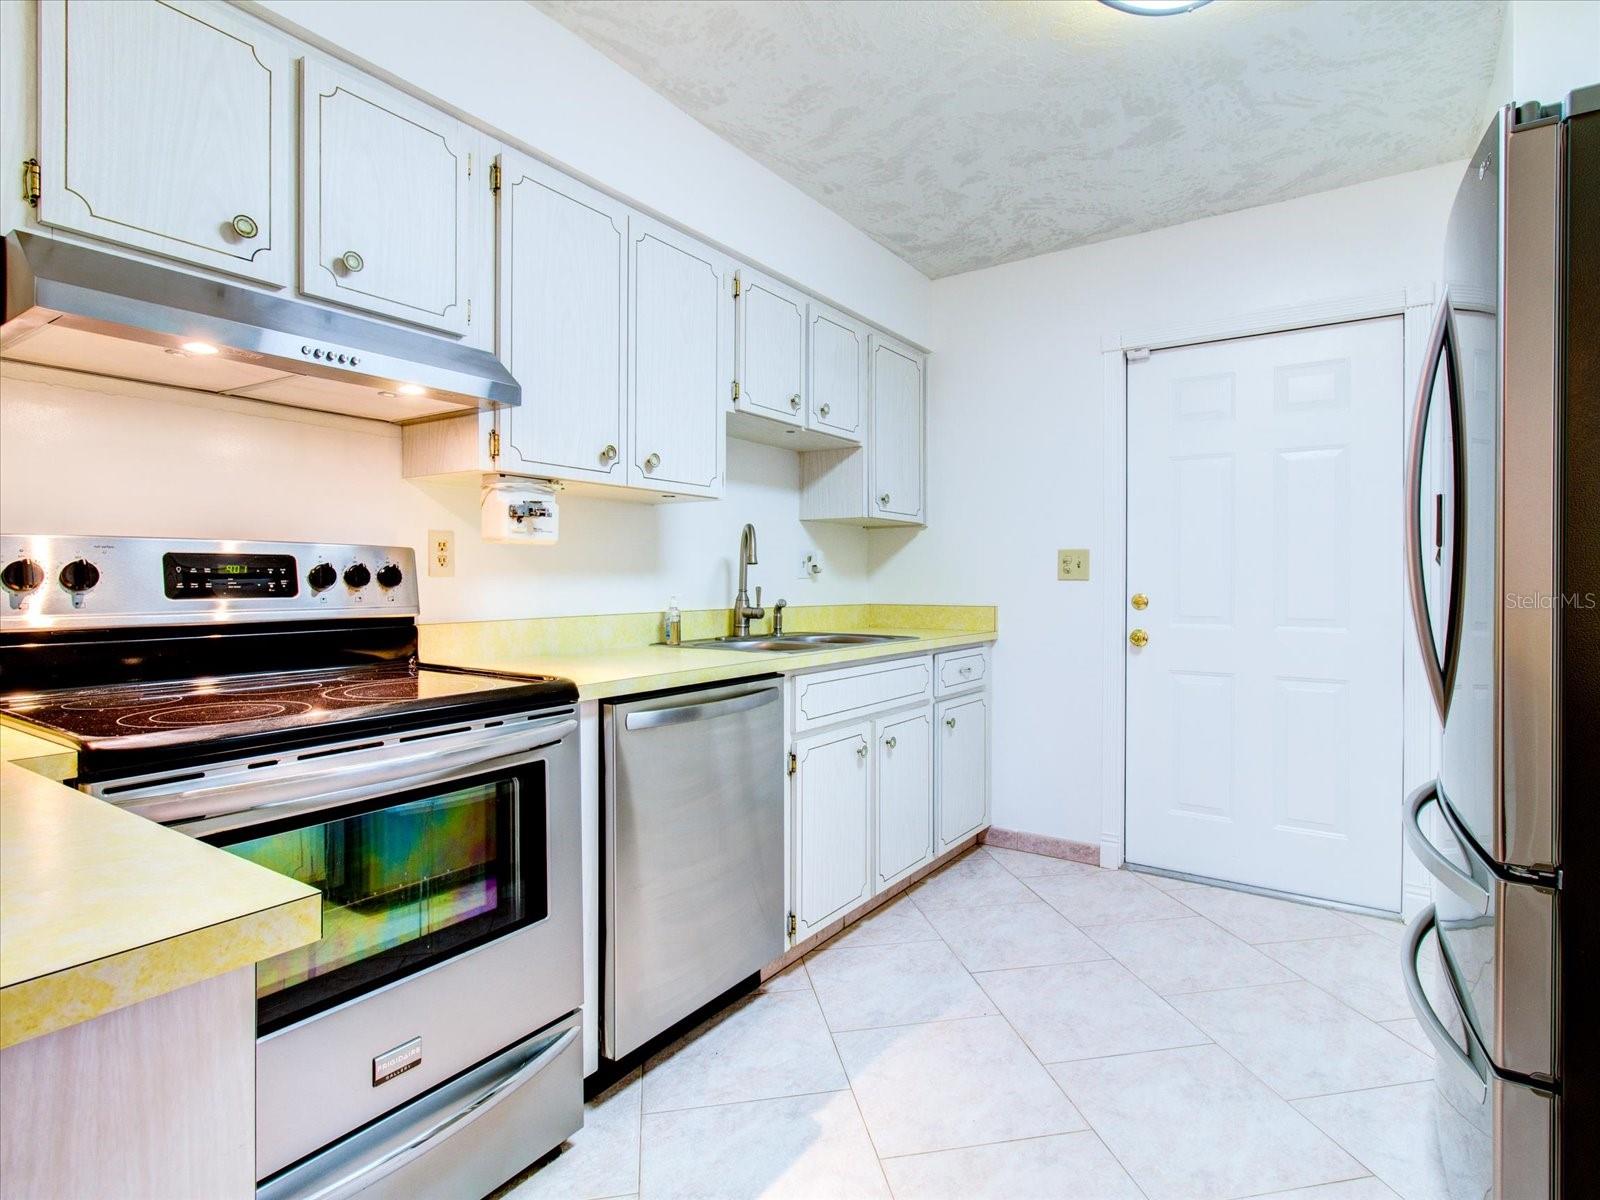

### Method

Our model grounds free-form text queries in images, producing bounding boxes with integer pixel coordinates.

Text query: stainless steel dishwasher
[601,678,785,1060]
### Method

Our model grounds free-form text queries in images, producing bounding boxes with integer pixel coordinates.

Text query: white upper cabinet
[495,151,628,485]
[628,214,728,497]
[299,60,474,335]
[808,302,866,444]
[869,334,925,524]
[734,268,806,427]
[35,0,292,286]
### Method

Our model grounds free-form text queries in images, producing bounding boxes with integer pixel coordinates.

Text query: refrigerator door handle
[1404,292,1468,721]
[1403,906,1490,1105]
[1403,781,1491,915]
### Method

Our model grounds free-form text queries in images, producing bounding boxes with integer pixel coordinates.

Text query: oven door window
[213,764,547,1034]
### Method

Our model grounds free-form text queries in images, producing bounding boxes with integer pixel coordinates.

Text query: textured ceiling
[534,0,1504,278]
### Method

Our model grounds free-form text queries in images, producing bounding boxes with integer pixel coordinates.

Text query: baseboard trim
[980,827,1101,866]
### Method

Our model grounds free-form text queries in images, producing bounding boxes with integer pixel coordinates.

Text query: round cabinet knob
[1129,628,1150,649]
[789,394,801,411]
[343,563,372,588]
[884,735,897,750]
[819,403,831,418]
[599,444,618,463]
[339,250,365,274]
[230,214,259,239]
[307,562,337,591]
[945,716,957,730]
[376,563,404,589]
[856,742,869,760]
[1,558,45,593]
[1131,593,1150,611]
[644,452,661,473]
[57,558,100,592]
[877,493,891,508]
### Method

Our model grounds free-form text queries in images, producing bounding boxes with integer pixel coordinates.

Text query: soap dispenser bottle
[663,597,682,646]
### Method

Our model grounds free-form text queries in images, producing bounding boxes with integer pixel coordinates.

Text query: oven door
[148,711,580,1179]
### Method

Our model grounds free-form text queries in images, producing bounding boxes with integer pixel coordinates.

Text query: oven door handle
[148,717,576,833]
[263,1025,578,1200]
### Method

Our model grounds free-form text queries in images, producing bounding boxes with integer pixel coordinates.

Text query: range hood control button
[58,559,100,592]
[343,563,371,588]
[307,563,337,591]
[376,563,403,589]
[1,558,44,593]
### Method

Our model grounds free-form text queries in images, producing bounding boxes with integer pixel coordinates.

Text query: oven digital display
[163,552,298,599]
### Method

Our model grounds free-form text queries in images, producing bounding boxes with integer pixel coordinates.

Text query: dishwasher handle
[624,686,779,730]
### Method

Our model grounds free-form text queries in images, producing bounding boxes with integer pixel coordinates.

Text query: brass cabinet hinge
[786,912,797,938]
[488,427,500,462]
[731,271,742,299]
[21,158,40,207]
[489,161,501,194]
[786,750,797,776]
[466,298,472,325]
[732,379,741,403]
[467,151,473,178]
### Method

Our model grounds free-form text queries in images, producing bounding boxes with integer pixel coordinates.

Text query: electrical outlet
[1057,548,1090,581]
[428,530,455,578]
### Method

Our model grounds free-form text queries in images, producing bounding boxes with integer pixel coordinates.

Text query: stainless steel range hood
[1,232,518,422]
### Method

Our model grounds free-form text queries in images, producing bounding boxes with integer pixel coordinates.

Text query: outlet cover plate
[1057,548,1090,581]
[428,529,455,578]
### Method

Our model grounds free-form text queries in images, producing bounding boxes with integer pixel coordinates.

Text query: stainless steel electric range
[0,534,583,1200]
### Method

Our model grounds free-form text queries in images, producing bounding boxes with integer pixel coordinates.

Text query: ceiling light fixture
[1099,0,1212,14]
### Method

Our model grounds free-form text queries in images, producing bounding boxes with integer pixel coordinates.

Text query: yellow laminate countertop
[424,629,995,701]
[0,727,321,1050]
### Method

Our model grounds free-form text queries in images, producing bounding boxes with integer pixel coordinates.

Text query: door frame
[1098,286,1440,916]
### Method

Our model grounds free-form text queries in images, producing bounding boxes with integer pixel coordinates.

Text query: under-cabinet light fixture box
[1057,548,1090,581]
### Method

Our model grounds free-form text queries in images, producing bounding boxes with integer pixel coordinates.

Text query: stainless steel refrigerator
[1401,85,1597,1199]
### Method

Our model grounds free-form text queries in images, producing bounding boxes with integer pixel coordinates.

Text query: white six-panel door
[1124,318,1405,909]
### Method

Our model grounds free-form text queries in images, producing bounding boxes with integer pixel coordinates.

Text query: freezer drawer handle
[1402,907,1489,1105]
[624,687,779,730]
[263,1025,578,1200]
[1402,781,1491,915]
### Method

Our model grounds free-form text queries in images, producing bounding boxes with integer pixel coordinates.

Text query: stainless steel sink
[679,632,916,653]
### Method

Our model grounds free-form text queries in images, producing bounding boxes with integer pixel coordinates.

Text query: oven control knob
[307,562,337,591]
[376,563,403,589]
[343,563,372,588]
[58,558,100,593]
[1,558,44,593]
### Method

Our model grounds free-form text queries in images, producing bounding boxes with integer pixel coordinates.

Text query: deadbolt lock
[1131,593,1149,611]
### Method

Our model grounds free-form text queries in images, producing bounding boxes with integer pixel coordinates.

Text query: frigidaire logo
[1504,592,1599,610]
[373,1036,422,1086]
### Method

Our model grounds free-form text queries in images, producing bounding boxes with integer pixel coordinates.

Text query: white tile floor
[499,847,1463,1200]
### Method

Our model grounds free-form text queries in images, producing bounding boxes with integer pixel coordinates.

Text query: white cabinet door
[874,709,933,890]
[792,722,872,936]
[36,0,291,285]
[300,60,473,335]
[870,335,925,523]
[734,268,805,427]
[496,152,628,485]
[628,214,728,497]
[936,695,989,852]
[808,302,866,443]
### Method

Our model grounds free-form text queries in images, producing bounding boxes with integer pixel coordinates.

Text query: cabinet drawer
[935,647,989,696]
[791,656,933,733]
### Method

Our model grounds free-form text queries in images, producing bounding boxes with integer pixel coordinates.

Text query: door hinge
[732,271,742,299]
[732,379,742,403]
[489,161,501,194]
[467,298,472,325]
[467,151,473,179]
[488,428,500,462]
[786,750,797,776]
[1125,347,1151,363]
[21,158,40,207]
[787,912,797,938]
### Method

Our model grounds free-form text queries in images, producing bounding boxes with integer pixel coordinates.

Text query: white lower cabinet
[874,707,933,889]
[936,693,990,853]
[790,721,873,938]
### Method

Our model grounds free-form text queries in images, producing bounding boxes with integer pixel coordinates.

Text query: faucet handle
[754,586,762,610]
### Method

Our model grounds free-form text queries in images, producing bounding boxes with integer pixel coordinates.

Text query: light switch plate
[1057,548,1090,581]
[428,530,455,577]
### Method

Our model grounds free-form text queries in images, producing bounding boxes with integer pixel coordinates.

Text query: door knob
[230,213,259,239]
[1129,628,1149,648]
[1131,593,1149,611]
[339,250,365,273]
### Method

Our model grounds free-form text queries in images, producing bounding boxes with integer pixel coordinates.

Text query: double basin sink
[679,632,916,653]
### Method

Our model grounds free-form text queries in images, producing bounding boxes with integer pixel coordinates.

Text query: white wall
[868,162,1465,847]
[244,0,931,347]
[0,365,870,621]
[1505,0,1600,105]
